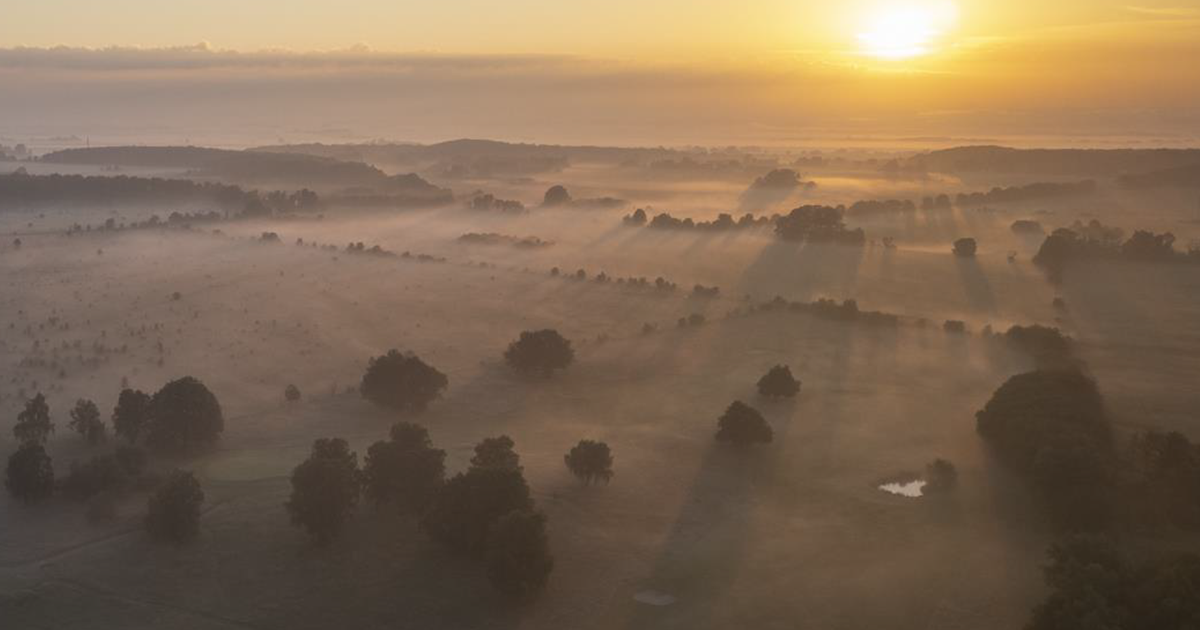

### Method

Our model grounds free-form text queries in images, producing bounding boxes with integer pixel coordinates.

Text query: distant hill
[903,145,1200,177]
[40,146,452,203]
[1118,163,1200,189]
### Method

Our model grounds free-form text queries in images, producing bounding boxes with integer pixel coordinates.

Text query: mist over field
[4,2,1200,629]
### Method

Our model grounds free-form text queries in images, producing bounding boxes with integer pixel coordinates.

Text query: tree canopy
[360,350,448,411]
[14,393,54,445]
[504,329,575,376]
[362,423,446,514]
[145,470,205,544]
[5,442,55,504]
[69,398,106,445]
[421,466,532,557]
[715,401,774,446]
[486,510,554,599]
[757,365,801,398]
[144,377,224,452]
[286,438,362,545]
[111,388,150,443]
[470,435,522,472]
[563,440,614,484]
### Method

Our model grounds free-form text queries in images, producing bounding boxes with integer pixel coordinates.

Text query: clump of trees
[504,330,575,376]
[69,398,106,445]
[952,238,977,257]
[144,377,224,452]
[421,465,533,556]
[564,440,614,484]
[715,401,773,446]
[1033,219,1191,281]
[6,442,55,504]
[362,423,446,514]
[360,350,448,411]
[14,393,54,444]
[775,205,865,245]
[976,369,1115,528]
[287,438,362,545]
[757,365,801,398]
[145,470,205,544]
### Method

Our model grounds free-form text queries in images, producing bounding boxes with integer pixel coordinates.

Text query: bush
[504,330,575,376]
[285,384,301,402]
[111,388,151,443]
[362,423,446,514]
[286,438,362,545]
[144,377,224,452]
[69,398,106,445]
[470,436,522,472]
[923,459,958,493]
[564,440,614,484]
[953,237,977,257]
[145,470,204,544]
[715,401,773,446]
[6,442,55,504]
[360,350,448,412]
[757,365,801,398]
[486,510,554,599]
[14,393,54,445]
[421,467,532,557]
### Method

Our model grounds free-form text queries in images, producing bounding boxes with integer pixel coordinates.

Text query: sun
[857,1,958,60]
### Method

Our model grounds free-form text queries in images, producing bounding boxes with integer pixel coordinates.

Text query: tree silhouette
[144,377,224,452]
[486,510,554,599]
[145,470,204,544]
[5,442,54,504]
[923,458,958,493]
[757,365,801,398]
[715,401,773,446]
[14,393,54,445]
[953,238,977,257]
[111,388,150,443]
[69,398,106,445]
[360,350,448,412]
[504,329,575,376]
[362,422,446,514]
[470,435,522,472]
[285,384,302,403]
[421,467,532,557]
[286,438,362,545]
[542,185,572,207]
[563,440,614,484]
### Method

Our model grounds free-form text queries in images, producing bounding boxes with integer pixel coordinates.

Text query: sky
[1,1,1199,147]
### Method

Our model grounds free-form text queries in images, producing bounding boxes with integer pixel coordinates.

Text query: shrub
[144,377,224,452]
[362,423,446,514]
[360,350,448,412]
[286,438,362,545]
[145,470,204,544]
[757,365,801,398]
[504,330,575,376]
[5,443,55,504]
[564,440,614,484]
[486,510,554,599]
[715,401,773,446]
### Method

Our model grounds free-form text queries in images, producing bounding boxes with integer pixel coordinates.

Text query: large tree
[14,393,54,445]
[69,398,106,445]
[5,442,55,504]
[362,422,446,514]
[715,401,773,446]
[145,470,205,544]
[486,510,554,599]
[144,377,224,452]
[111,388,151,443]
[504,329,574,376]
[563,440,614,485]
[421,467,532,557]
[360,350,448,412]
[286,438,362,545]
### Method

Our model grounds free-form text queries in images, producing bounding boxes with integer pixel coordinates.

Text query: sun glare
[857,1,958,60]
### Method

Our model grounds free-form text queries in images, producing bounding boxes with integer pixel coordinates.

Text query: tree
[286,438,362,545]
[62,454,126,500]
[144,377,224,452]
[145,470,204,544]
[715,401,773,446]
[757,365,800,398]
[6,443,54,504]
[923,458,958,493]
[953,237,977,257]
[111,388,151,443]
[470,435,521,472]
[421,467,532,557]
[360,350,448,412]
[14,393,53,445]
[69,398,106,445]
[775,205,865,244]
[285,384,302,402]
[504,329,574,376]
[362,422,446,514]
[486,510,554,599]
[563,440,614,484]
[542,185,572,207]
[976,369,1116,528]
